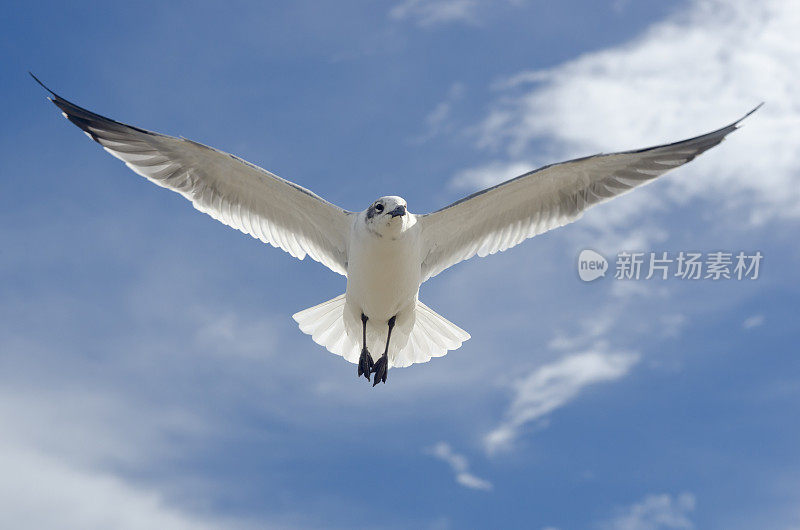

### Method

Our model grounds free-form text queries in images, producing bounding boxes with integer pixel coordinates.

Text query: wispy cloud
[602,492,696,530]
[485,349,639,453]
[192,307,281,359]
[427,442,492,490]
[450,160,534,191]
[456,0,800,226]
[742,314,765,329]
[389,0,480,27]
[413,82,466,143]
[390,0,527,27]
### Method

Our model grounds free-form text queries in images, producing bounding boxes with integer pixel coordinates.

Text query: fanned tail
[292,294,360,364]
[390,300,470,368]
[292,296,470,368]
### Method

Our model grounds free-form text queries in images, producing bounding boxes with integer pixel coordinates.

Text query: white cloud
[547,314,617,352]
[0,440,245,530]
[390,0,527,27]
[389,0,480,27]
[742,314,765,329]
[413,83,466,143]
[0,273,313,529]
[450,160,535,191]
[193,307,280,359]
[0,352,251,530]
[458,0,800,227]
[427,442,493,491]
[485,350,639,453]
[603,493,696,530]
[659,314,687,339]
[0,385,208,470]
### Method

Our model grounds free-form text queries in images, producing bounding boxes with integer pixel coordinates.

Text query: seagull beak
[388,205,406,218]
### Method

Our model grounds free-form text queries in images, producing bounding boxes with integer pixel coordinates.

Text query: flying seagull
[32,74,760,386]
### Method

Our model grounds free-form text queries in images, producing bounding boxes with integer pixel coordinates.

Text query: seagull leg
[357,313,373,381]
[372,315,396,387]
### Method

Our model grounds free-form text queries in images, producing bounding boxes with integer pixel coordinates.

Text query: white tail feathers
[292,295,470,368]
[292,294,361,364]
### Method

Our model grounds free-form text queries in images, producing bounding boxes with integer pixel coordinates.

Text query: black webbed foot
[358,348,373,381]
[372,355,388,387]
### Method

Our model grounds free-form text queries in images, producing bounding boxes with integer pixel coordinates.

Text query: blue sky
[2,0,800,528]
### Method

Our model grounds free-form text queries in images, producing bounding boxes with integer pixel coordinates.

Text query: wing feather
[418,106,761,281]
[34,75,352,276]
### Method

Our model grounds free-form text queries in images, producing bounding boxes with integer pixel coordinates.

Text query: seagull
[32,74,760,386]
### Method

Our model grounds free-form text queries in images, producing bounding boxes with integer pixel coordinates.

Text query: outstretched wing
[418,106,761,282]
[34,74,353,276]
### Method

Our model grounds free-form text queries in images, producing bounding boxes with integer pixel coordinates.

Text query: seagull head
[364,196,410,236]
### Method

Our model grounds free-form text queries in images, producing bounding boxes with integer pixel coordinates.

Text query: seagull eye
[375,204,384,212]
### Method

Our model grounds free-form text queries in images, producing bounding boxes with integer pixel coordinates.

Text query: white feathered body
[343,211,422,360]
[346,212,421,319]
[293,201,471,368]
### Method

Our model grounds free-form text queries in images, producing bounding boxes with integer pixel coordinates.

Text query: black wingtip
[735,102,764,127]
[29,72,59,99]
